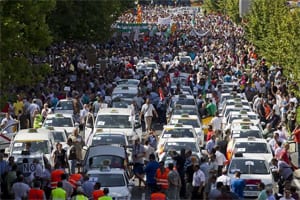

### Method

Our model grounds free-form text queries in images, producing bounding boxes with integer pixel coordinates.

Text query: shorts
[133,163,144,174]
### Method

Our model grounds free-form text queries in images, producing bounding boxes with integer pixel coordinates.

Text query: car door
[288,141,298,167]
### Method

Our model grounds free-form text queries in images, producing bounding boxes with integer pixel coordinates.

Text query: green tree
[47,0,134,42]
[244,0,300,95]
[0,0,55,108]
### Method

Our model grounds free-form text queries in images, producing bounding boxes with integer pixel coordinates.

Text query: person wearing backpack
[67,138,77,174]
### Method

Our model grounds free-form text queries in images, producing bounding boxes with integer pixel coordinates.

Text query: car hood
[108,186,131,198]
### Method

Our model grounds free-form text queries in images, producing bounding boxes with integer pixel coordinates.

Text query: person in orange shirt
[155,161,169,194]
[93,182,104,200]
[150,186,167,200]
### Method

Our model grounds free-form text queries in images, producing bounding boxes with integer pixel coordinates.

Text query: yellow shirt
[51,187,66,200]
[13,100,24,116]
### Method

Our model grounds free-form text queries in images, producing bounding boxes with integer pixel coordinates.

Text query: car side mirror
[83,146,88,151]
[288,142,296,153]
[4,147,10,155]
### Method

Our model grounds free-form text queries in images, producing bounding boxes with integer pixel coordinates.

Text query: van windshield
[12,141,50,155]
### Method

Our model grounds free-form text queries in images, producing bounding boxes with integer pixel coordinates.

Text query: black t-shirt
[185,165,194,183]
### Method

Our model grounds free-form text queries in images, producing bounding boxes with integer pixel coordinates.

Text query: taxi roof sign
[28,128,38,133]
[174,123,183,127]
[55,113,63,117]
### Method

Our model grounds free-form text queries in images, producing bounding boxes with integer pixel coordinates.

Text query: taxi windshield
[162,129,194,138]
[88,155,124,169]
[44,117,73,127]
[229,159,269,174]
[92,135,126,146]
[89,174,125,187]
[12,141,50,155]
[165,142,197,152]
[96,115,131,129]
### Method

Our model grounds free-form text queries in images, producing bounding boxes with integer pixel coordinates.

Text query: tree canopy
[0,0,55,107]
[203,0,300,95]
[47,0,134,42]
[0,0,134,108]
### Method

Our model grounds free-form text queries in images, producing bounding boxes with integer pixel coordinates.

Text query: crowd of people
[0,3,300,200]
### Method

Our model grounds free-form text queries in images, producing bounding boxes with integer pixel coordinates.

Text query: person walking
[140,98,158,133]
[167,163,181,200]
[67,138,77,174]
[68,128,84,173]
[53,143,68,170]
[156,161,170,194]
[230,171,246,199]
[191,164,205,200]
[132,135,146,187]
[144,154,160,195]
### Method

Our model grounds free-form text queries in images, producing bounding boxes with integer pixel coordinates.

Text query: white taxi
[87,167,134,200]
[226,154,274,197]
[157,124,200,152]
[85,108,141,143]
[222,111,259,130]
[157,137,202,161]
[226,137,273,161]
[168,114,204,147]
[42,113,77,136]
[6,128,55,166]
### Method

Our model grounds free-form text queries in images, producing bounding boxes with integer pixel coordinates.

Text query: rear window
[234,142,269,153]
[162,128,194,138]
[229,159,269,174]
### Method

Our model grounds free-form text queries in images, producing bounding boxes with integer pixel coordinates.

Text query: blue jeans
[68,160,76,174]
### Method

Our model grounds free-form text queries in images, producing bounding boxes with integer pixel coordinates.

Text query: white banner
[157,16,171,25]
[190,29,210,37]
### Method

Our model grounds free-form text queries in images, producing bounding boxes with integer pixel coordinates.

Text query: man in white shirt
[214,145,227,176]
[144,140,155,164]
[140,98,158,133]
[11,175,30,200]
[0,112,17,133]
[216,169,231,186]
[192,164,205,199]
[210,112,222,132]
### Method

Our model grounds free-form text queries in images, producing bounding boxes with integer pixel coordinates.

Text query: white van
[84,108,141,144]
[6,128,55,166]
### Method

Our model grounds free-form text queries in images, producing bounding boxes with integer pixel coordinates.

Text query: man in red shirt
[280,143,298,170]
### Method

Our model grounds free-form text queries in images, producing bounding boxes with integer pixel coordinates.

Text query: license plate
[244,191,259,197]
